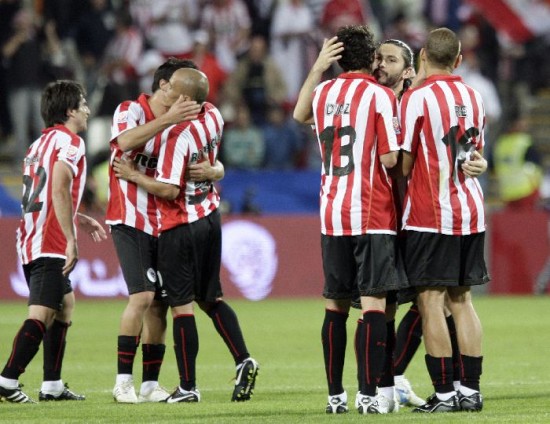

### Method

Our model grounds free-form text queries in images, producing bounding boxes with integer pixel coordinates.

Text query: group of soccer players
[294,25,488,414]
[0,23,487,416]
[0,59,258,405]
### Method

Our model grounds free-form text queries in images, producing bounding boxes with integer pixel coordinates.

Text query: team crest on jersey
[455,105,467,117]
[117,111,128,123]
[392,117,401,134]
[66,145,79,162]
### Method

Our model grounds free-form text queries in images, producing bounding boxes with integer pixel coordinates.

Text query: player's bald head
[425,27,460,69]
[170,68,209,104]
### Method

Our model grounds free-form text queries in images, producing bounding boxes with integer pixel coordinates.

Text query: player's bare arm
[117,97,201,152]
[461,150,487,178]
[293,37,344,124]
[187,159,224,182]
[77,213,108,242]
[113,157,179,200]
[51,161,78,276]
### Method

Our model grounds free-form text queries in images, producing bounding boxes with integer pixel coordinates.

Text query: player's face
[74,96,90,132]
[162,69,193,106]
[373,44,409,92]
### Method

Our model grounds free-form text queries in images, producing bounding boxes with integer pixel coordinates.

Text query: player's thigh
[321,234,357,300]
[158,224,195,308]
[25,257,67,311]
[460,233,490,286]
[194,212,224,303]
[356,234,405,296]
[111,224,158,294]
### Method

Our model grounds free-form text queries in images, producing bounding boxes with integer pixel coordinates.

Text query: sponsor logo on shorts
[147,268,157,283]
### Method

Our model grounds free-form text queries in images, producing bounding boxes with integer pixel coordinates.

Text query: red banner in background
[2,210,547,299]
[0,215,324,301]
[488,210,549,294]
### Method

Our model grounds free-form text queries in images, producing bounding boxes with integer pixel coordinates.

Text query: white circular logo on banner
[221,220,278,300]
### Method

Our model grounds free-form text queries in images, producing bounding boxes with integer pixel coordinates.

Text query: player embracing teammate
[294,25,489,414]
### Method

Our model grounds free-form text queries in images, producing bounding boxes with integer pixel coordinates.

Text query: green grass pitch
[0,296,549,423]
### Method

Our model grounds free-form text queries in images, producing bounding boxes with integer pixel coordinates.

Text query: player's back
[156,102,224,230]
[311,73,399,236]
[400,74,486,235]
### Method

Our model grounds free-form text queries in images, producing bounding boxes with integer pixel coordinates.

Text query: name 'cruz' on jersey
[325,103,351,116]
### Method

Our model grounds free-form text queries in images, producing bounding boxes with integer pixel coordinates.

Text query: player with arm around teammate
[293,26,408,414]
[113,67,259,403]
[107,58,225,404]
[399,27,489,413]
[0,80,107,403]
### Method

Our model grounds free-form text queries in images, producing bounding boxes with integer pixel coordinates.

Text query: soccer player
[293,26,408,414]
[399,27,488,413]
[0,80,107,403]
[107,58,212,403]
[112,67,259,403]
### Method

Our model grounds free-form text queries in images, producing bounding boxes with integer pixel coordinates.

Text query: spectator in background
[1,8,62,164]
[129,0,199,58]
[222,104,265,169]
[183,30,228,104]
[223,34,287,126]
[0,0,19,150]
[97,9,143,116]
[270,0,315,104]
[72,0,115,94]
[243,0,276,40]
[319,0,367,36]
[135,49,165,94]
[200,0,252,73]
[262,105,304,169]
[492,115,542,212]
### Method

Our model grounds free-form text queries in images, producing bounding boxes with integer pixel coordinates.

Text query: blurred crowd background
[0,0,549,216]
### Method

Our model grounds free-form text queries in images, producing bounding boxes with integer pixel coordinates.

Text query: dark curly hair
[151,57,198,92]
[336,25,377,72]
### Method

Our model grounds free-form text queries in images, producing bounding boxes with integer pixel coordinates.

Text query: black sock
[354,319,364,391]
[43,319,70,381]
[117,335,139,375]
[207,301,249,365]
[446,315,460,381]
[460,354,483,391]
[394,304,422,375]
[142,344,165,383]
[359,311,386,396]
[378,319,396,388]
[2,319,45,379]
[321,309,348,396]
[425,354,454,393]
[173,315,198,391]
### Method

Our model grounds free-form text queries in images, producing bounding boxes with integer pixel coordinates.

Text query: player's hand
[63,239,78,276]
[312,37,344,74]
[164,96,201,125]
[187,161,215,182]
[78,213,107,242]
[462,150,487,177]
[113,157,138,182]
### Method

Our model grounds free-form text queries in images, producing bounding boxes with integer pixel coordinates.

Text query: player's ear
[454,54,463,70]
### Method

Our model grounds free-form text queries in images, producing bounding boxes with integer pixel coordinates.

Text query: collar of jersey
[339,72,377,83]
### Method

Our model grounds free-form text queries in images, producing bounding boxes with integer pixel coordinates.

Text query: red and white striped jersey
[106,94,161,236]
[400,74,486,235]
[311,72,400,236]
[155,102,223,231]
[17,125,86,264]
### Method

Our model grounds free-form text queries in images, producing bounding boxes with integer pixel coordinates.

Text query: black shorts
[404,230,490,287]
[157,210,223,308]
[322,233,408,299]
[111,224,166,300]
[24,257,72,311]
